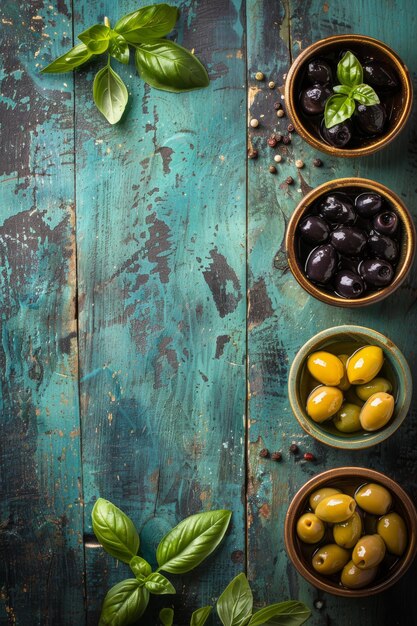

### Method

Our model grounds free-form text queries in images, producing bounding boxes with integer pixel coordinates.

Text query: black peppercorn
[259,448,269,458]
[286,176,294,185]
[289,443,299,454]
[313,158,323,167]
[273,101,282,110]
[269,165,277,174]
[282,135,291,145]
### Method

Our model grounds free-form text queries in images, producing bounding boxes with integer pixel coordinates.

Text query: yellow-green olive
[312,544,350,575]
[356,377,393,401]
[347,346,384,385]
[309,487,342,512]
[307,351,344,386]
[377,512,408,556]
[333,511,363,549]
[355,483,392,515]
[337,354,351,391]
[306,386,344,423]
[296,513,326,544]
[352,534,386,569]
[333,403,362,433]
[359,392,395,431]
[315,494,356,523]
[341,560,378,589]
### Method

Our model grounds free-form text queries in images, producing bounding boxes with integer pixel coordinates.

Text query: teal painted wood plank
[247,1,417,624]
[74,1,247,623]
[0,1,84,625]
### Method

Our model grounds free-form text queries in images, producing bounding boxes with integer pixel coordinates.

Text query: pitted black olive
[330,226,367,256]
[321,120,353,147]
[334,270,365,298]
[359,258,394,287]
[301,84,332,115]
[373,211,398,235]
[355,193,383,217]
[363,61,399,91]
[354,103,387,135]
[305,244,338,284]
[319,194,355,224]
[306,59,333,85]
[299,215,330,244]
[368,233,398,262]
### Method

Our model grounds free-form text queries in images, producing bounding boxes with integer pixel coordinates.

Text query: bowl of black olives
[284,34,412,157]
[285,178,415,307]
[285,467,417,597]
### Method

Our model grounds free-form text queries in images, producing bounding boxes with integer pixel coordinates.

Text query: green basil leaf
[114,4,178,44]
[109,33,130,64]
[217,573,253,626]
[337,51,363,87]
[93,66,129,125]
[144,572,175,595]
[92,498,139,562]
[332,84,352,96]
[130,555,152,579]
[324,94,355,129]
[351,83,380,106]
[79,24,111,54]
[156,509,232,574]
[247,601,311,626]
[135,39,209,93]
[190,606,212,626]
[99,579,149,626]
[41,43,93,73]
[160,608,174,626]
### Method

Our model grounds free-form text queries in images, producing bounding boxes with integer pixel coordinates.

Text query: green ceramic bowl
[288,325,412,449]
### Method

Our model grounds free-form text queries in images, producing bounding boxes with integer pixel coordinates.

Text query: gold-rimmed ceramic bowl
[285,178,415,308]
[284,467,417,597]
[284,34,413,157]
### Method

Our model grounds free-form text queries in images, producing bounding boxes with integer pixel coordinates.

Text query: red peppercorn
[313,158,323,167]
[273,101,282,110]
[259,448,269,458]
[304,452,315,461]
[271,451,282,462]
[269,165,277,174]
[289,444,299,454]
[267,135,278,148]
[287,123,295,132]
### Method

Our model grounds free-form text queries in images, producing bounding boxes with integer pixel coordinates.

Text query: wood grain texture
[0,1,84,624]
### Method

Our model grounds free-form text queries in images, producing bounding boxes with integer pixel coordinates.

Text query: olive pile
[296,483,408,589]
[299,54,399,148]
[305,345,395,433]
[297,189,401,298]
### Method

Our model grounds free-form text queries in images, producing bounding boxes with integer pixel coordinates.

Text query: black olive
[299,215,329,244]
[305,244,338,284]
[354,103,387,135]
[368,233,398,262]
[334,270,365,298]
[355,192,383,217]
[363,61,399,91]
[301,84,332,115]
[372,211,398,235]
[306,59,333,85]
[330,226,367,256]
[359,258,394,287]
[321,119,353,147]
[319,193,355,224]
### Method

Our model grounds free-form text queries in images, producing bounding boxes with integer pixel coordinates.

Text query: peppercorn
[247,148,258,159]
[282,135,291,145]
[287,123,295,132]
[313,158,323,167]
[289,443,299,454]
[268,80,276,89]
[274,154,282,163]
[273,101,282,110]
[295,159,304,168]
[269,165,277,174]
[259,447,269,458]
[277,109,285,118]
[271,451,282,462]
[275,133,283,142]
[255,71,264,81]
[267,135,278,147]
[286,176,294,185]
[250,118,259,128]
[304,452,315,461]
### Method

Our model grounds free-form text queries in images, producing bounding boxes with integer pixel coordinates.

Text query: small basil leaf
[109,33,130,64]
[93,65,129,125]
[337,51,363,87]
[159,608,174,626]
[191,606,212,626]
[130,555,152,579]
[135,40,209,93]
[114,4,178,44]
[156,510,232,574]
[144,572,175,595]
[332,84,352,96]
[247,601,311,626]
[41,43,93,73]
[217,573,253,626]
[79,24,111,54]
[324,94,355,129]
[92,498,139,562]
[351,83,380,105]
[99,579,149,626]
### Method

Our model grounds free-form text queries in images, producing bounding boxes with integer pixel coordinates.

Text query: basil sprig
[41,4,209,124]
[324,51,380,129]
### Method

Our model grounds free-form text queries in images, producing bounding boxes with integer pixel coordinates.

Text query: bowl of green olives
[284,467,417,597]
[288,325,412,449]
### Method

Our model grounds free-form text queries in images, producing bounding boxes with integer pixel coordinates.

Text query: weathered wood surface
[1,0,417,624]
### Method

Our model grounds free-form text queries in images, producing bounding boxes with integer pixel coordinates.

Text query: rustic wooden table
[1,1,417,624]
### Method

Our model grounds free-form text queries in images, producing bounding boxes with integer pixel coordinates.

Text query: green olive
[315,494,356,523]
[306,386,344,423]
[333,403,362,433]
[341,560,378,589]
[359,392,395,431]
[355,483,392,515]
[296,513,326,544]
[333,511,362,549]
[355,377,393,401]
[337,354,351,391]
[307,351,344,386]
[347,346,384,385]
[309,487,342,512]
[352,534,386,569]
[312,544,350,575]
[377,512,408,556]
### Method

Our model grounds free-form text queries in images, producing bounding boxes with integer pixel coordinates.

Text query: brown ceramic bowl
[284,467,417,597]
[284,34,413,157]
[286,178,415,308]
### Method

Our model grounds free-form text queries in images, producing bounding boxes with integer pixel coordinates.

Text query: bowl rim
[284,34,413,157]
[285,177,416,308]
[284,466,417,597]
[288,324,413,449]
